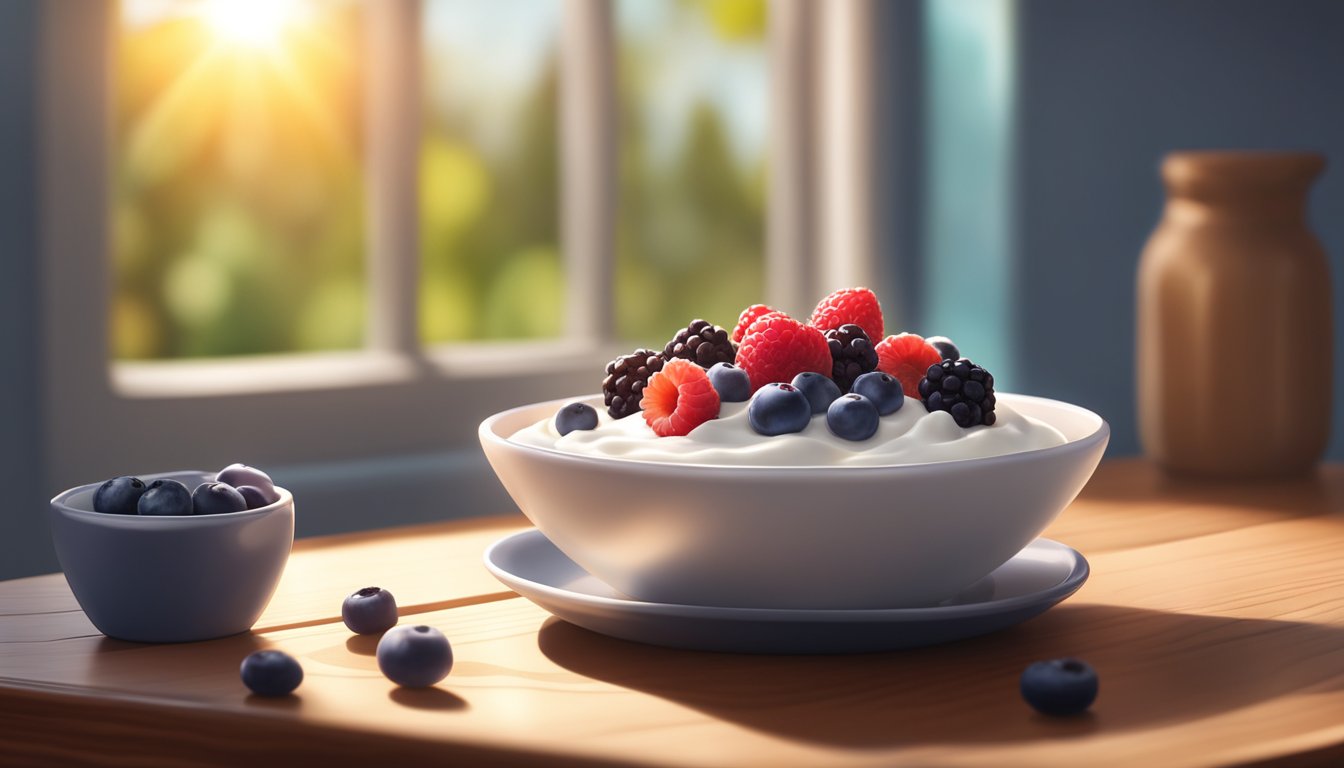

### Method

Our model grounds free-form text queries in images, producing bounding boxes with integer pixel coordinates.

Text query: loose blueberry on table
[192,481,248,516]
[554,402,599,436]
[137,479,194,516]
[240,650,304,697]
[92,476,146,515]
[342,586,399,636]
[1020,658,1098,716]
[747,382,812,436]
[791,371,842,415]
[377,625,454,688]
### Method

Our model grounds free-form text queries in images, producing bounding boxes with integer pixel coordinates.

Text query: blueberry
[236,485,273,510]
[790,372,842,414]
[192,482,248,516]
[747,383,812,436]
[1020,658,1098,716]
[137,479,193,516]
[92,476,146,515]
[850,372,905,415]
[240,650,303,697]
[554,402,599,436]
[376,624,454,688]
[216,464,280,504]
[926,335,960,361]
[826,393,880,441]
[707,362,752,402]
[342,586,398,635]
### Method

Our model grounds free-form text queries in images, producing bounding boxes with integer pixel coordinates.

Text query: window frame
[39,0,887,501]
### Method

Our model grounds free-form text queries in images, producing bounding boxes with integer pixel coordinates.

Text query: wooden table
[4,459,1344,767]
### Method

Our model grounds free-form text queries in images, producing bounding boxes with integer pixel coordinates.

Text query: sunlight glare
[199,0,306,50]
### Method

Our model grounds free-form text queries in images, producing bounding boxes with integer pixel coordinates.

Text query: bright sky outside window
[615,0,768,344]
[114,0,365,359]
[420,0,564,342]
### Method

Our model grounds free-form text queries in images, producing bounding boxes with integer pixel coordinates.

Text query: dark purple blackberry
[919,358,996,428]
[602,349,665,419]
[663,319,735,368]
[824,324,878,392]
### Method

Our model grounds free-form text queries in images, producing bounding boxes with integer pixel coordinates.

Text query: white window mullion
[560,0,617,344]
[366,0,423,356]
[767,0,818,314]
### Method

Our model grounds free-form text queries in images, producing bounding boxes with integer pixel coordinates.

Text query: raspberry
[731,304,787,344]
[920,358,996,428]
[664,319,735,368]
[875,333,943,399]
[736,315,832,393]
[642,359,722,437]
[809,287,884,342]
[602,348,664,419]
[824,324,878,392]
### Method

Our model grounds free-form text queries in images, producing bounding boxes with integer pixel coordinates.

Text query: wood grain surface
[3,459,1344,767]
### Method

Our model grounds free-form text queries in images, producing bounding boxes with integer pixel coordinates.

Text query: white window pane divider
[561,0,617,343]
[367,0,423,356]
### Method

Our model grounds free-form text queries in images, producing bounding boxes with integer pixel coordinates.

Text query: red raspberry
[642,359,722,437]
[731,304,787,344]
[809,287,884,342]
[736,315,833,392]
[876,333,943,399]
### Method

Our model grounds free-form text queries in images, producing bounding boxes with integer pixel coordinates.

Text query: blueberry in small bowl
[48,469,294,643]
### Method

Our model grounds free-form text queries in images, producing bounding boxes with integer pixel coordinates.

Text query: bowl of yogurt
[480,391,1108,610]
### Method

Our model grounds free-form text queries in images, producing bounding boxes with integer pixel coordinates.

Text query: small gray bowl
[48,470,294,643]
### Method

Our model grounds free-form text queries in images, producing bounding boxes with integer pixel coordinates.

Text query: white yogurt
[510,396,1067,467]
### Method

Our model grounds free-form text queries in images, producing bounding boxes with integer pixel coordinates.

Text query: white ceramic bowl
[48,471,294,643]
[480,394,1108,610]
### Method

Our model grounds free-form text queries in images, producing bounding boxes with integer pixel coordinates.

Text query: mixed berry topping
[791,371,842,415]
[920,358,997,428]
[926,335,960,361]
[826,393,880,441]
[735,314,831,393]
[602,348,665,419]
[707,362,752,403]
[581,287,997,440]
[554,402,599,436]
[809,287,884,342]
[875,332,944,399]
[824,324,878,392]
[731,304,786,344]
[664,319,735,368]
[747,382,812,436]
[851,371,905,416]
[641,359,722,437]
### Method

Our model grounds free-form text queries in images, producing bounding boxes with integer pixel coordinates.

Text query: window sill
[111,340,624,399]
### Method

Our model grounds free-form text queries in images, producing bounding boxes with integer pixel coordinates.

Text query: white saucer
[484,529,1089,654]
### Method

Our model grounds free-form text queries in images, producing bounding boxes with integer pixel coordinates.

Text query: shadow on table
[85,632,271,700]
[537,604,1344,748]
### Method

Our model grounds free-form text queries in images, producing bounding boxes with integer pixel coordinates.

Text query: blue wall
[1006,0,1344,457]
[0,1,48,579]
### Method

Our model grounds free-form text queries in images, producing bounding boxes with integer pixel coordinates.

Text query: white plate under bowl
[485,529,1089,654]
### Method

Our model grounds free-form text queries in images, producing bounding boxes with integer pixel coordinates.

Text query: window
[41,0,888,523]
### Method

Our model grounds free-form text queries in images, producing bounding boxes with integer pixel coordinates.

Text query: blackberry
[919,358,996,428]
[664,319,735,368]
[824,324,878,392]
[602,348,665,419]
